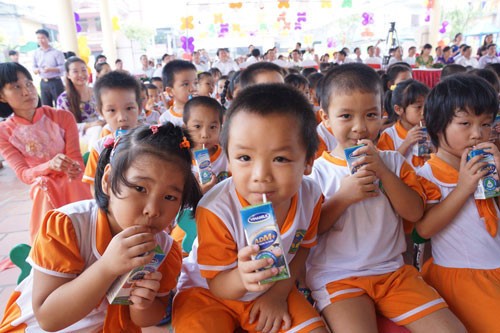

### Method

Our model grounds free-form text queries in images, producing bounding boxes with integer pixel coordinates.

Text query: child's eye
[164,195,177,201]
[193,125,201,129]
[106,109,115,113]
[135,186,146,193]
[127,106,136,111]
[339,114,351,119]
[237,155,250,162]
[483,123,492,128]
[460,122,469,126]
[367,113,379,118]
[274,156,290,163]
[210,125,218,130]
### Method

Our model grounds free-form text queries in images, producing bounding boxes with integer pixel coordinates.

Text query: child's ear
[319,109,330,126]
[101,164,112,196]
[165,86,174,98]
[304,156,314,176]
[394,104,404,116]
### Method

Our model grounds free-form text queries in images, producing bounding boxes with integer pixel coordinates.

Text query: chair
[177,209,197,253]
[9,244,32,284]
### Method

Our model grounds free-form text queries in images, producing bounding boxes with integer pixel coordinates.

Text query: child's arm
[356,140,424,222]
[32,225,157,331]
[416,150,487,238]
[397,126,425,157]
[206,244,277,300]
[318,169,378,234]
[248,247,310,333]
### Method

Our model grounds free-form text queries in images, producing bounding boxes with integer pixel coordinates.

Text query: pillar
[99,0,117,64]
[428,0,442,52]
[55,0,78,54]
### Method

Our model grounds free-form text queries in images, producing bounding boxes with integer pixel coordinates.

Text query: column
[99,0,117,64]
[55,0,78,53]
[429,0,441,51]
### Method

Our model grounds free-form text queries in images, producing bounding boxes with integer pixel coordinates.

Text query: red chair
[377,315,411,332]
[367,63,382,69]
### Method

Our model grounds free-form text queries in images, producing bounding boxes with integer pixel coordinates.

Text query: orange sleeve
[170,225,186,248]
[377,132,395,151]
[196,207,238,279]
[82,148,99,184]
[31,210,85,275]
[301,195,323,248]
[315,135,327,159]
[157,241,182,295]
[418,175,442,203]
[99,127,112,138]
[399,161,425,202]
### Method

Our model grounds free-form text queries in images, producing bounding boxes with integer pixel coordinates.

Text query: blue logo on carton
[253,230,277,249]
[248,212,270,223]
[199,160,211,168]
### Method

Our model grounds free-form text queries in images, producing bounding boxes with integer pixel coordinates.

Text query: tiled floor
[0,162,169,331]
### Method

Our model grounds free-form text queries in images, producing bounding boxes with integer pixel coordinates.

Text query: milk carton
[413,127,431,157]
[240,202,290,284]
[106,245,165,305]
[115,128,128,138]
[193,148,213,184]
[344,144,366,174]
[468,149,500,199]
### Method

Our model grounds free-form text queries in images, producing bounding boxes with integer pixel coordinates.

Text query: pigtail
[220,79,230,109]
[94,144,114,212]
[383,89,398,124]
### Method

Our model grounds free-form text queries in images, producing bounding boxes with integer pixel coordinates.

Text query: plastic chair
[82,151,90,166]
[177,209,197,253]
[9,244,32,284]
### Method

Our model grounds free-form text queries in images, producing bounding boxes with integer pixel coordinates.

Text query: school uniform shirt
[315,122,337,159]
[417,156,500,269]
[83,134,113,186]
[177,177,323,302]
[158,106,183,127]
[306,151,425,290]
[139,109,161,125]
[0,200,181,332]
[377,121,425,169]
[191,145,230,183]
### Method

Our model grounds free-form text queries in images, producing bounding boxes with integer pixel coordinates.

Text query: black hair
[35,29,49,38]
[239,62,284,88]
[93,71,142,113]
[367,45,374,53]
[440,64,466,79]
[145,83,158,91]
[425,74,498,148]
[284,73,309,90]
[381,64,412,92]
[161,53,170,62]
[384,79,430,124]
[208,67,222,80]
[220,84,318,161]
[140,83,148,98]
[485,63,500,78]
[227,71,241,101]
[94,123,202,214]
[0,62,39,117]
[95,62,110,74]
[320,63,382,114]
[63,57,89,122]
[319,62,333,73]
[442,46,451,53]
[421,43,432,55]
[94,54,107,70]
[251,48,261,57]
[8,50,18,56]
[197,71,212,81]
[468,68,500,93]
[183,96,224,125]
[462,45,471,53]
[151,76,162,83]
[307,72,324,89]
[161,60,196,88]
[338,50,347,57]
[301,67,317,78]
[115,59,122,64]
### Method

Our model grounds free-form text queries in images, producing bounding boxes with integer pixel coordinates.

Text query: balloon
[214,13,223,24]
[76,23,82,33]
[278,0,290,9]
[295,22,302,30]
[277,12,287,23]
[361,12,374,26]
[229,2,242,9]
[321,0,332,8]
[180,16,194,30]
[327,37,334,48]
[297,12,306,23]
[342,0,352,8]
[112,16,120,31]
[219,23,229,36]
[74,12,80,22]
[439,20,448,34]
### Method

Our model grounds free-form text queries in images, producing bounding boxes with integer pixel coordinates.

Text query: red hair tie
[179,137,191,149]
[150,124,160,134]
[103,137,115,149]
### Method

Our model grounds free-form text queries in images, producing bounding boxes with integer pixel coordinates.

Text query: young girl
[56,57,104,152]
[0,62,91,242]
[381,65,413,129]
[0,124,202,332]
[378,79,430,169]
[415,74,500,332]
[197,72,214,97]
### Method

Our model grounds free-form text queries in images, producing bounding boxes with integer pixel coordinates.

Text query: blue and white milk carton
[344,144,366,174]
[193,148,213,184]
[468,149,500,199]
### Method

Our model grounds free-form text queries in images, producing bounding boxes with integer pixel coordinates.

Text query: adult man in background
[32,29,65,107]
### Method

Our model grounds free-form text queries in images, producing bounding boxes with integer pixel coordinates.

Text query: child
[378,79,430,169]
[183,96,228,193]
[0,124,202,332]
[415,75,500,332]
[82,71,141,192]
[382,64,413,93]
[95,62,112,80]
[215,75,229,102]
[140,83,161,125]
[173,84,327,333]
[306,64,465,332]
[284,73,310,100]
[197,72,214,97]
[239,62,285,89]
[159,60,198,127]
[0,62,91,242]
[150,76,169,112]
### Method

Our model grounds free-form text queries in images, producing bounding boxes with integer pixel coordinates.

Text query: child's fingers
[241,257,275,275]
[264,316,282,333]
[248,303,260,324]
[460,149,472,170]
[132,278,161,293]
[238,245,260,262]
[142,271,162,281]
[281,312,292,331]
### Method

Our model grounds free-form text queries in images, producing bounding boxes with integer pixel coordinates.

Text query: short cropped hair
[440,64,466,79]
[162,60,196,88]
[221,84,318,160]
[35,29,49,38]
[425,74,498,148]
[183,96,224,125]
[320,63,382,114]
[239,62,284,88]
[93,71,142,112]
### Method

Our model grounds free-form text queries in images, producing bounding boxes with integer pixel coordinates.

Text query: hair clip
[390,84,397,91]
[110,136,122,161]
[150,124,160,134]
[103,137,115,149]
[179,136,191,149]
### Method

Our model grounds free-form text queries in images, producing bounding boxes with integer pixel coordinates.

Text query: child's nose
[252,161,272,183]
[143,198,161,219]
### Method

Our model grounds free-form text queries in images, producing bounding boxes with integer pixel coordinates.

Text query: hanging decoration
[327,37,335,48]
[321,0,332,8]
[341,0,352,8]
[361,12,374,25]
[439,20,448,34]
[424,0,433,22]
[277,12,287,23]
[214,13,223,24]
[219,23,229,37]
[181,36,195,53]
[297,12,307,23]
[180,16,194,30]
[111,16,120,31]
[361,27,374,37]
[229,2,242,9]
[278,0,290,9]
[74,12,82,33]
[232,24,241,32]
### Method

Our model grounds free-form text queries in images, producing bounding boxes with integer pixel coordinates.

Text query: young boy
[172,84,327,333]
[197,72,214,97]
[82,71,140,191]
[140,83,161,125]
[306,63,466,332]
[284,73,310,100]
[150,76,169,112]
[159,60,198,126]
[239,62,285,89]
